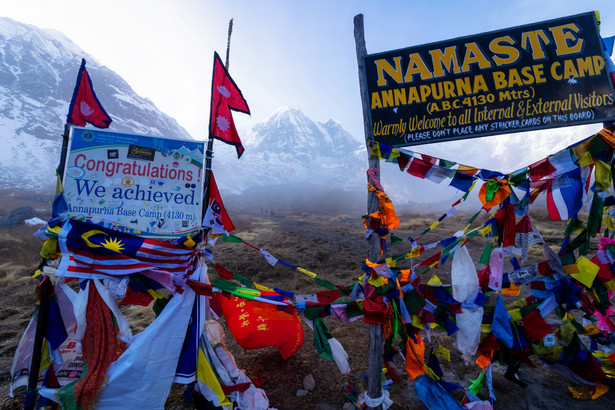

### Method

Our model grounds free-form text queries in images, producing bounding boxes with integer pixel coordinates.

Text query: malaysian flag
[56,220,197,280]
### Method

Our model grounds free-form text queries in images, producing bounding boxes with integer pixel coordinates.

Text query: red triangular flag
[203,172,235,234]
[209,52,250,158]
[67,59,112,128]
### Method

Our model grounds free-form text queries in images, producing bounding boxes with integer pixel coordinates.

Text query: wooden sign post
[354,13,383,409]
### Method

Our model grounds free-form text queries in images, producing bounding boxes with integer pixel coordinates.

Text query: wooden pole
[24,276,52,409]
[203,19,234,225]
[354,14,383,409]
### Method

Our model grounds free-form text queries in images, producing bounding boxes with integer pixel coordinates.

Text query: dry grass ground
[0,201,613,409]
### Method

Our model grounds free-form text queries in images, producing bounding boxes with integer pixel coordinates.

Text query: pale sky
[2,0,615,172]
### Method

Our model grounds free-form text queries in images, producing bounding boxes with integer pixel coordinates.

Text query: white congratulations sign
[62,127,205,238]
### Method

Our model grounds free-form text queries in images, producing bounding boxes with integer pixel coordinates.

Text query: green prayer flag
[588,135,608,157]
[233,273,254,288]
[212,277,238,292]
[403,289,426,316]
[509,169,529,186]
[220,234,243,243]
[439,159,456,168]
[315,277,337,290]
[485,179,500,201]
[468,372,485,395]
[587,192,604,237]
[313,317,333,361]
[564,218,585,237]
[479,242,494,265]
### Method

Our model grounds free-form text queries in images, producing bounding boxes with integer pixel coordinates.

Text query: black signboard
[364,12,615,147]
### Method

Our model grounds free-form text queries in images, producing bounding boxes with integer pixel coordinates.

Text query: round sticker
[121,176,135,187]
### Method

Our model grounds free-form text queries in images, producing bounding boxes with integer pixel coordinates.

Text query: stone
[303,374,316,391]
[342,403,355,410]
[0,206,35,229]
[296,389,309,397]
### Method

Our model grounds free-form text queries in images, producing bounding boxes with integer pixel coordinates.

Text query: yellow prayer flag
[183,236,196,248]
[298,267,317,278]
[603,214,615,230]
[577,151,594,168]
[571,137,593,159]
[427,275,442,286]
[481,324,491,333]
[40,238,58,259]
[584,324,602,336]
[434,345,451,361]
[411,314,424,329]
[509,308,522,322]
[368,275,386,287]
[429,221,439,230]
[424,365,441,381]
[572,257,599,287]
[480,226,492,236]
[595,159,612,192]
[254,283,274,292]
[147,289,164,300]
[390,148,400,158]
[197,348,232,406]
[371,142,382,159]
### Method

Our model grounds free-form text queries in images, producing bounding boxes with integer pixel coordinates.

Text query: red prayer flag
[216,292,303,359]
[67,59,112,128]
[528,157,556,181]
[209,52,250,158]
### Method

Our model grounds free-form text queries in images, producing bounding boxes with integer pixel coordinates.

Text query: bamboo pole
[354,13,383,409]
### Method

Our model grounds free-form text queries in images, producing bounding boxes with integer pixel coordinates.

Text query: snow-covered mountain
[0,17,191,191]
[0,17,437,213]
[212,107,366,194]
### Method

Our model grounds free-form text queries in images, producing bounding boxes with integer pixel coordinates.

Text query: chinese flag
[67,59,112,128]
[209,52,250,158]
[216,292,303,360]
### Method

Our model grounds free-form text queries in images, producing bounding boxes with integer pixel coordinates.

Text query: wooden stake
[354,13,383,409]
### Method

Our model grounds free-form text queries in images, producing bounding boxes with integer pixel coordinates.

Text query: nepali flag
[57,219,196,279]
[546,168,584,221]
[202,172,235,234]
[209,51,250,158]
[66,59,112,128]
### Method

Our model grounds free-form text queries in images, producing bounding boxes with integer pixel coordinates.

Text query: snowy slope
[0,17,191,190]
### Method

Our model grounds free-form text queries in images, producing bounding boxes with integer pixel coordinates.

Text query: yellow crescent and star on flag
[80,229,126,253]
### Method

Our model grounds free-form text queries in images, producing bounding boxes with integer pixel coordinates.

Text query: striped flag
[57,220,197,279]
[546,169,584,221]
